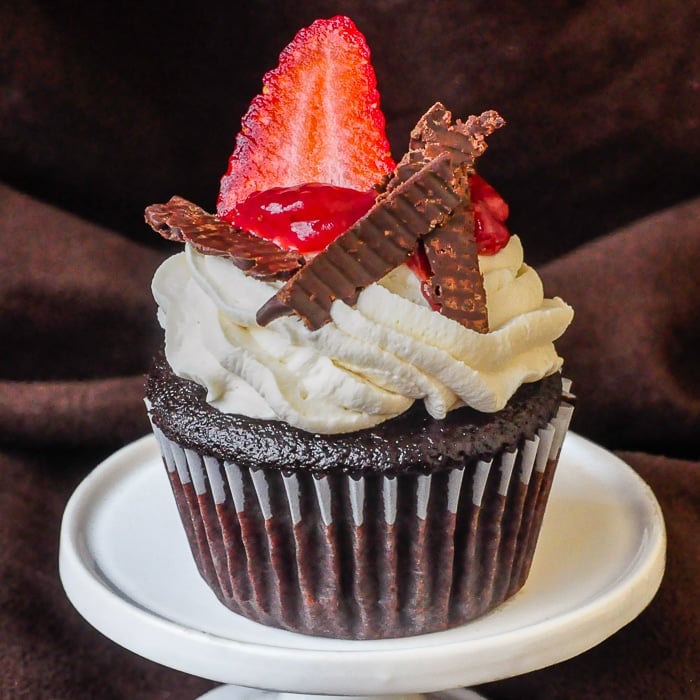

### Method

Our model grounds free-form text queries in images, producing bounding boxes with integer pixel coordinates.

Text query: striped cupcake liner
[151,399,574,639]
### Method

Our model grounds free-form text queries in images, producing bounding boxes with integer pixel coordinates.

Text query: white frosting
[152,235,573,434]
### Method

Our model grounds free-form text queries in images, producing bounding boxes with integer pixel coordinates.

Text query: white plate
[59,433,665,694]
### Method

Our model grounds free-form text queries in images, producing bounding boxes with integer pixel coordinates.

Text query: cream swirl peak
[152,235,573,434]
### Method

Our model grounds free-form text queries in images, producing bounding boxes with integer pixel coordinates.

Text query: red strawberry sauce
[229,174,510,264]
[228,183,376,255]
[470,173,510,255]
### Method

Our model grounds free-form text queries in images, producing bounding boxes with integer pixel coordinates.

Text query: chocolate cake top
[147,352,565,476]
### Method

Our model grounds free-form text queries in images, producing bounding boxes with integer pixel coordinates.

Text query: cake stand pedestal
[59,433,665,700]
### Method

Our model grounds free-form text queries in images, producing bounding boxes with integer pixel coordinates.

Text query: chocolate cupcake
[147,354,573,638]
[144,16,575,639]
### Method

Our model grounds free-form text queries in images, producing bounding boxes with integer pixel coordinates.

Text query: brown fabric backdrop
[1,1,698,698]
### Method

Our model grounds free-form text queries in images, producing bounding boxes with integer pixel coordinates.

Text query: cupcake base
[150,395,573,639]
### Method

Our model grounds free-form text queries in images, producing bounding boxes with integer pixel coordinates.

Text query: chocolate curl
[388,103,505,190]
[385,103,501,333]
[422,200,489,333]
[256,153,469,330]
[144,196,304,281]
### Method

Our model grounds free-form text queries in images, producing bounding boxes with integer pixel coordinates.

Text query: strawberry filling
[228,183,376,255]
[470,173,510,255]
[231,173,510,266]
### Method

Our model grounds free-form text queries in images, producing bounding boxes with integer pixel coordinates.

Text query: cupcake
[144,15,574,639]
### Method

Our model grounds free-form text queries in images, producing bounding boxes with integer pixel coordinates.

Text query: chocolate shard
[387,103,505,191]
[383,103,501,333]
[144,196,304,281]
[422,198,489,333]
[256,153,469,330]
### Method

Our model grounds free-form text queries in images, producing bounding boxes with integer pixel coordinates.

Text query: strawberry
[217,15,395,219]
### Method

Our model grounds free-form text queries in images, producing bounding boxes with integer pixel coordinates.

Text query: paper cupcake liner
[151,400,574,639]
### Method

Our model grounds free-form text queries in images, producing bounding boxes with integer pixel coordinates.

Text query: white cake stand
[59,433,665,700]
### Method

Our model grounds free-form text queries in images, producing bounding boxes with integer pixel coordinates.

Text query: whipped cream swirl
[152,235,573,434]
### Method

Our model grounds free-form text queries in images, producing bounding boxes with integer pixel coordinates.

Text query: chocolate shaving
[388,103,505,190]
[422,199,489,333]
[144,196,304,281]
[381,103,501,333]
[256,152,469,330]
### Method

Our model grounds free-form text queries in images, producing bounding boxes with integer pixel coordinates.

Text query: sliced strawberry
[217,15,395,219]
